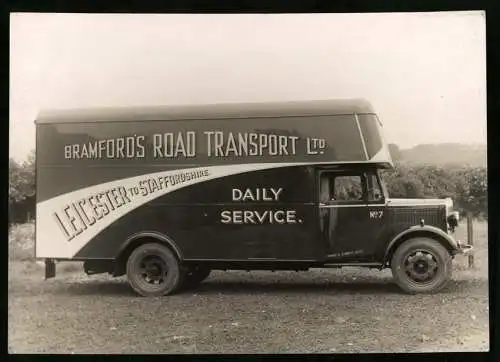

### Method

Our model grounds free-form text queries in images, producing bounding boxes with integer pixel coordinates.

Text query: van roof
[35,98,376,124]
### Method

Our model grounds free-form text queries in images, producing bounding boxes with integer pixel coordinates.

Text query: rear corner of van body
[34,119,57,279]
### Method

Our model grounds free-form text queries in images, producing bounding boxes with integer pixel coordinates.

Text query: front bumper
[454,240,474,255]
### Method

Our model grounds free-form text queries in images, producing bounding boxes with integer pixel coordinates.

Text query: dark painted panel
[37,115,367,167]
[74,203,319,261]
[35,114,387,201]
[326,206,376,259]
[150,166,315,204]
[74,166,321,260]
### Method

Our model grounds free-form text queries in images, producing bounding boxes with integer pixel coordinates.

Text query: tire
[181,266,211,290]
[391,237,452,294]
[126,243,183,297]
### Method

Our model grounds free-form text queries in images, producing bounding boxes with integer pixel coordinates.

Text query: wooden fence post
[467,212,474,269]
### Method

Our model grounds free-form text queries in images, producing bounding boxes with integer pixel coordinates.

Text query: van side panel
[74,166,322,261]
[35,114,382,202]
[35,113,389,260]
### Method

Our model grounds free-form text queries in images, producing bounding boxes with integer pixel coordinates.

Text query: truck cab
[317,164,469,292]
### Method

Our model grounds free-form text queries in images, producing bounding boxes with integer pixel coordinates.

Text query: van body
[34,99,472,296]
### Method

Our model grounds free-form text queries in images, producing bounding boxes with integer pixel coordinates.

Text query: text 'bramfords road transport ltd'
[63,131,327,160]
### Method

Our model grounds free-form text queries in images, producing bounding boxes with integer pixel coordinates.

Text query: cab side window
[333,175,363,202]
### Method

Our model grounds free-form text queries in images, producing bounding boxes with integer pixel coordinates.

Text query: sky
[10,12,486,161]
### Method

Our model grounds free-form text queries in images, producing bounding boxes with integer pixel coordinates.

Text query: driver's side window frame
[319,170,366,205]
[318,169,386,206]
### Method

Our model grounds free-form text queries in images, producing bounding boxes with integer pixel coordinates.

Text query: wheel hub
[404,250,438,282]
[140,256,167,285]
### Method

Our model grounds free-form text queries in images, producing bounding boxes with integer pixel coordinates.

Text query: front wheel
[126,243,183,297]
[391,237,452,294]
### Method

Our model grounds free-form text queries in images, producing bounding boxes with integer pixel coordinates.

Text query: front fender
[383,225,459,263]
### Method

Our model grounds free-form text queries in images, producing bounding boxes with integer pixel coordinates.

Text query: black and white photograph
[9,11,488,354]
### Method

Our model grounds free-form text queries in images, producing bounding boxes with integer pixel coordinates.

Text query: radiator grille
[389,206,447,231]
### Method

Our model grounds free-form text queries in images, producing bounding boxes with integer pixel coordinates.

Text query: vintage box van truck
[34,99,472,297]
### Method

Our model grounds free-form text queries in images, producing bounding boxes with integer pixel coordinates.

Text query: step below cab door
[318,168,387,261]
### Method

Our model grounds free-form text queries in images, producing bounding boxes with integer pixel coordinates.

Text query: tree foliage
[9,150,36,205]
[382,163,488,217]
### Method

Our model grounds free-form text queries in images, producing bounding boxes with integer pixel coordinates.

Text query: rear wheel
[126,243,183,297]
[391,237,452,294]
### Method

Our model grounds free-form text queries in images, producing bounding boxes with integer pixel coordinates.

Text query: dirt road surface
[8,263,489,354]
[9,223,489,354]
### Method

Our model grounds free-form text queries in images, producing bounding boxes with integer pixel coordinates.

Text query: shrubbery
[8,221,35,261]
[382,164,487,218]
[9,150,35,205]
[9,151,36,224]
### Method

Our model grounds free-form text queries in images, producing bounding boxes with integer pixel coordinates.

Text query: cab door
[318,169,386,261]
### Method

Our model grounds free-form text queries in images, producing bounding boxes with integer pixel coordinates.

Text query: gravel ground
[8,222,489,354]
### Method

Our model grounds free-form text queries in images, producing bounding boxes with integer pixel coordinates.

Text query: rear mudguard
[116,230,184,261]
